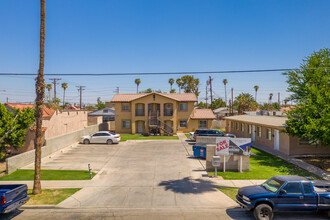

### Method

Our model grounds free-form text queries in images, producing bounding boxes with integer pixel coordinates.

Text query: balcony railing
[135,109,145,116]
[164,109,173,116]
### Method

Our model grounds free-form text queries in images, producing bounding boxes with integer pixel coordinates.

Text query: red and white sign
[215,138,230,155]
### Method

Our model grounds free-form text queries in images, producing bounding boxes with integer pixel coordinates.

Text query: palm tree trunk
[63,89,65,106]
[136,85,138,93]
[33,0,45,195]
[224,85,227,106]
[255,91,257,103]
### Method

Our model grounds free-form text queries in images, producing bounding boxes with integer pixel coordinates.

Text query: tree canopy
[177,75,200,97]
[283,48,330,145]
[0,104,35,158]
[95,97,107,110]
[233,93,258,113]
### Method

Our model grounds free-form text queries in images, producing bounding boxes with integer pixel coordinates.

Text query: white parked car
[81,131,120,145]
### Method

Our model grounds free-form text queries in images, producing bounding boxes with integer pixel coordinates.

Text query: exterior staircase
[148,111,173,136]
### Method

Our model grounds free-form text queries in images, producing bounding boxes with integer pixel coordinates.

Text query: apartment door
[274,129,280,151]
[136,121,144,133]
[251,125,255,142]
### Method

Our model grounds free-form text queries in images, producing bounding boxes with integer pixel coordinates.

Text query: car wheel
[253,204,273,220]
[107,139,113,145]
[83,139,90,144]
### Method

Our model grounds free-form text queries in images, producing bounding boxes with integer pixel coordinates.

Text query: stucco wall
[288,136,330,156]
[88,116,102,126]
[6,124,99,174]
[43,110,88,139]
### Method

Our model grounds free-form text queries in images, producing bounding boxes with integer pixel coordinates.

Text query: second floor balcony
[135,109,145,116]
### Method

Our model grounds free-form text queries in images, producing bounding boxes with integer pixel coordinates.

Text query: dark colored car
[0,184,29,214]
[193,129,236,140]
[236,175,330,220]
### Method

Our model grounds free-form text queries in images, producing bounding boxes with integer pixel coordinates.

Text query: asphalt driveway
[58,140,237,209]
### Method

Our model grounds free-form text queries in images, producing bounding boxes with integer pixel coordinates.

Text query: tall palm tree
[222,79,228,106]
[61,82,68,107]
[269,93,273,104]
[33,0,46,195]
[46,84,52,102]
[176,78,182,93]
[168,78,174,91]
[254,85,259,102]
[135,78,141,93]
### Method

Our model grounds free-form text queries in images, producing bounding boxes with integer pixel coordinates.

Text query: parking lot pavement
[23,143,122,172]
[58,140,237,209]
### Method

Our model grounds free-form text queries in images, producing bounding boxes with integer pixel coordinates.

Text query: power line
[0,67,328,76]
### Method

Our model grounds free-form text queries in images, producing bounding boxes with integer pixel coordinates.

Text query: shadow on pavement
[158,177,218,194]
[0,209,24,220]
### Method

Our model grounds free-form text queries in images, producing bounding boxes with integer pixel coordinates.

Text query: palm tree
[168,78,174,91]
[46,84,52,102]
[33,0,46,195]
[222,79,228,106]
[61,82,68,107]
[135,78,141,93]
[254,85,259,102]
[176,78,182,93]
[269,93,273,104]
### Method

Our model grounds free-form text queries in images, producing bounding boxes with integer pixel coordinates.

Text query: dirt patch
[299,157,330,172]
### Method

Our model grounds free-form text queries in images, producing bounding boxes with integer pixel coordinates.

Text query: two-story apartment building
[110,92,215,134]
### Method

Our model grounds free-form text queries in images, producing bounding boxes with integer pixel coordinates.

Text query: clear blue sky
[0,0,329,105]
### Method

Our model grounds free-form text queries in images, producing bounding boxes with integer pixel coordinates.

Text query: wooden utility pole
[209,76,213,110]
[76,86,85,109]
[205,80,209,108]
[278,92,280,107]
[49,78,61,99]
[231,88,234,115]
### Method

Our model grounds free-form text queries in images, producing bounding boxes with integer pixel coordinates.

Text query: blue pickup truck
[236,175,330,220]
[0,184,29,214]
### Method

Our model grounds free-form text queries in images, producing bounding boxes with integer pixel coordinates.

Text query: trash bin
[192,145,206,158]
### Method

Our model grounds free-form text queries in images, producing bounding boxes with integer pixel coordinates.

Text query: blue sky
[0,0,329,105]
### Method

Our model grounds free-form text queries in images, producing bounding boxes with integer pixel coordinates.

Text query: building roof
[5,103,55,119]
[110,92,198,103]
[225,115,288,128]
[213,107,238,114]
[88,108,115,116]
[191,109,216,119]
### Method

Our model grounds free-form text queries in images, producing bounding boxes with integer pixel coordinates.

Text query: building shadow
[158,177,219,194]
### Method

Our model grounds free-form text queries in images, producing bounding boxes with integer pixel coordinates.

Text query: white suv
[81,131,120,145]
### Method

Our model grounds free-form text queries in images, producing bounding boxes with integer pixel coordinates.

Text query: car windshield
[261,178,285,193]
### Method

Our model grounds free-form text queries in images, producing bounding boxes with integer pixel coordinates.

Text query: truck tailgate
[3,184,28,205]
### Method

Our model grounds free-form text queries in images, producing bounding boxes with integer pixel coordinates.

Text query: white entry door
[251,125,255,142]
[274,129,279,151]
[137,121,143,133]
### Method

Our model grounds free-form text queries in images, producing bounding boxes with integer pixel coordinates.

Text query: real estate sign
[215,138,230,155]
[215,137,251,156]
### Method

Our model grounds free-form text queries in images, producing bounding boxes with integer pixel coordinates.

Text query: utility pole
[209,76,213,110]
[278,92,280,107]
[205,80,209,108]
[49,78,61,99]
[76,86,85,109]
[6,97,8,103]
[231,88,234,115]
[113,87,119,94]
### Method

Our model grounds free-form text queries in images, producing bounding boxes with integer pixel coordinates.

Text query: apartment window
[266,128,272,140]
[248,125,252,134]
[179,120,187,127]
[241,123,245,132]
[257,126,261,137]
[236,122,239,130]
[122,120,130,128]
[122,103,130,111]
[179,103,187,111]
[199,120,207,128]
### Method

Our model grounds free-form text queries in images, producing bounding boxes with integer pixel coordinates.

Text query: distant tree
[170,89,176,93]
[212,98,226,109]
[134,78,141,93]
[283,48,330,145]
[179,75,200,97]
[0,104,35,158]
[46,84,52,102]
[143,88,153,93]
[196,102,207,108]
[176,78,182,93]
[269,93,273,104]
[61,83,68,107]
[234,93,258,114]
[95,97,107,110]
[254,85,259,102]
[283,98,289,106]
[222,79,228,105]
[155,89,162,93]
[168,78,174,91]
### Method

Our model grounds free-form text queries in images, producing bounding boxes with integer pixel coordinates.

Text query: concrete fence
[6,124,99,174]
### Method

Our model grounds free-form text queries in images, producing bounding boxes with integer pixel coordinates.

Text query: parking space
[23,143,121,172]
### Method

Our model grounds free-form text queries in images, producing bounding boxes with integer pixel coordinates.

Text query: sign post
[212,156,221,177]
[215,138,230,173]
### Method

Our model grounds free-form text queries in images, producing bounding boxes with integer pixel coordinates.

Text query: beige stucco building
[225,115,330,156]
[110,92,215,134]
